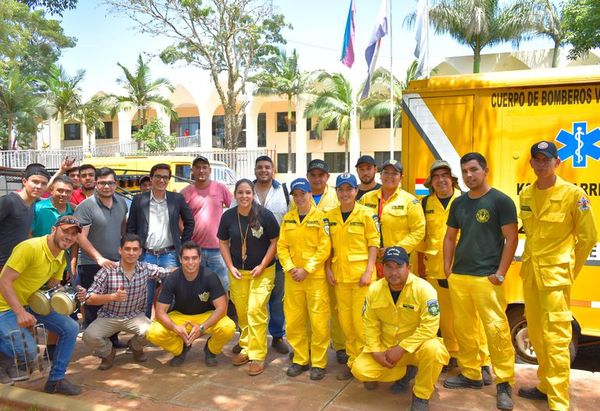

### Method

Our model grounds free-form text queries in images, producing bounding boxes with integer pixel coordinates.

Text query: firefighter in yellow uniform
[326,173,379,380]
[517,141,596,411]
[360,159,425,256]
[352,247,449,411]
[417,160,491,381]
[277,178,332,381]
[290,159,346,363]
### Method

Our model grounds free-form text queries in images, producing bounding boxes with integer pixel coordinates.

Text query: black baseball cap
[192,156,210,166]
[355,155,376,167]
[531,141,558,159]
[307,159,329,173]
[382,247,409,265]
[381,159,403,173]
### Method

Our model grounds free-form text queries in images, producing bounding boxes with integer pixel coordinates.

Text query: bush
[132,118,176,152]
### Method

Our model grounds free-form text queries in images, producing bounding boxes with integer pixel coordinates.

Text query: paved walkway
[3,335,599,410]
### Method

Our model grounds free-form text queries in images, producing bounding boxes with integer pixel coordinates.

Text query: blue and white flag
[360,0,388,100]
[414,0,429,78]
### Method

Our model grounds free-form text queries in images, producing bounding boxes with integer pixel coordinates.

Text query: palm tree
[304,71,356,172]
[78,95,111,143]
[532,0,566,67]
[112,54,176,129]
[360,61,419,136]
[252,48,307,173]
[44,64,84,140]
[427,0,533,73]
[0,68,45,149]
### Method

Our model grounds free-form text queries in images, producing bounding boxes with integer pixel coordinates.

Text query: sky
[55,0,557,98]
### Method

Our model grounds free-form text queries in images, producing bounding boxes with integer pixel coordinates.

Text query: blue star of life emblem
[556,122,600,168]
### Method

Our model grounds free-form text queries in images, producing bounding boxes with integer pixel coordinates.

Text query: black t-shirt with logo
[158,267,225,315]
[446,188,517,276]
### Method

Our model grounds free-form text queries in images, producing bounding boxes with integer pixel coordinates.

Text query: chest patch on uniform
[251,225,264,238]
[578,196,591,211]
[475,208,490,223]
[402,304,415,310]
[391,205,404,210]
[520,205,531,211]
[284,219,296,224]
[427,299,440,316]
[198,292,210,302]
[350,221,365,226]
[425,209,434,214]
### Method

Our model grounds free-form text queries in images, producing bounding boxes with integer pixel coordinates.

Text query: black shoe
[390,365,417,394]
[286,363,309,377]
[497,382,513,410]
[271,337,290,354]
[411,394,429,411]
[442,357,458,373]
[335,349,349,365]
[482,365,493,386]
[43,378,81,396]
[517,386,548,401]
[443,374,484,389]
[288,351,294,361]
[203,339,218,367]
[169,344,190,367]
[310,367,326,380]
[336,365,353,380]
[363,381,378,391]
[232,343,242,354]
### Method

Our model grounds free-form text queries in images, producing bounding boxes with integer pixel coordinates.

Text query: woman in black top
[217,179,279,376]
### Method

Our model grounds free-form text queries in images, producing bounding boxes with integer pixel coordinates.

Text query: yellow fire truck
[401,66,600,363]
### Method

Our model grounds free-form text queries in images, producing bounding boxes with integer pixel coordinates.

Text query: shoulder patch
[372,215,381,233]
[323,218,331,235]
[577,196,591,211]
[412,198,419,204]
[426,299,440,316]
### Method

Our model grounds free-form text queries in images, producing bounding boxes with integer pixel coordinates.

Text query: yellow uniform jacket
[290,185,339,213]
[326,203,379,283]
[519,176,597,287]
[419,189,463,279]
[363,273,440,354]
[360,187,425,253]
[277,205,331,278]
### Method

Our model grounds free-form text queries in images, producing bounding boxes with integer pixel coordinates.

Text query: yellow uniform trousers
[329,286,346,351]
[335,282,369,367]
[352,338,448,400]
[448,274,515,384]
[427,278,490,365]
[229,265,275,361]
[523,270,572,410]
[146,310,236,356]
[284,277,330,368]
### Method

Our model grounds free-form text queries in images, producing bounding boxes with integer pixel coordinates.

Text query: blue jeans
[202,248,229,291]
[0,309,78,381]
[268,261,286,338]
[142,251,179,318]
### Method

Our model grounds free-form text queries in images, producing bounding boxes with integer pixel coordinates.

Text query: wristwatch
[199,324,206,334]
[495,273,505,283]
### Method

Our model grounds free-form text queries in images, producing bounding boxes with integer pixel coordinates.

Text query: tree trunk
[552,41,560,68]
[287,98,293,173]
[344,134,349,173]
[473,49,481,73]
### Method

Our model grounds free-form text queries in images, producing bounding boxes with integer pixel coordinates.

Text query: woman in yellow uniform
[326,173,379,380]
[277,178,332,380]
[217,179,279,376]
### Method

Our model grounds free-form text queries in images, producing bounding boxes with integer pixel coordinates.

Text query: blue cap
[383,246,409,265]
[290,178,312,193]
[335,173,358,188]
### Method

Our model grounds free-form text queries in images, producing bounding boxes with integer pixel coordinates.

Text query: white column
[49,117,62,149]
[156,107,171,136]
[117,110,132,144]
[244,101,258,150]
[348,104,361,172]
[295,99,307,178]
[199,110,213,149]
[80,123,89,151]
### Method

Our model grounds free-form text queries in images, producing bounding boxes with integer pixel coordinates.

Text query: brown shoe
[248,360,264,376]
[98,348,116,370]
[128,341,147,363]
[232,352,249,366]
[336,365,353,381]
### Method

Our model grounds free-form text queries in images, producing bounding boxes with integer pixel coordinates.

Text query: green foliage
[531,0,566,67]
[107,0,289,149]
[132,118,175,152]
[78,95,111,136]
[563,0,600,59]
[18,0,78,16]
[43,64,84,140]
[112,54,176,129]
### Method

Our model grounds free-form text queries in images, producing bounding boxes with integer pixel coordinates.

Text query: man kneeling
[351,247,449,411]
[146,241,235,367]
[81,234,172,370]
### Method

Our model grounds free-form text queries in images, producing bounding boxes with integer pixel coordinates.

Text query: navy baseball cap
[355,155,376,167]
[383,247,409,265]
[290,178,311,193]
[531,141,558,159]
[307,159,329,173]
[335,173,358,188]
[192,155,210,166]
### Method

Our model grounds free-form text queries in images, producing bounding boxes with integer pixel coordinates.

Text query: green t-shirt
[446,188,517,276]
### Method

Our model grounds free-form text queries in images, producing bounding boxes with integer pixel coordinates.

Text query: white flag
[414,0,429,78]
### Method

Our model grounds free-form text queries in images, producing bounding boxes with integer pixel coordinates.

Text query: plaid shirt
[88,261,170,319]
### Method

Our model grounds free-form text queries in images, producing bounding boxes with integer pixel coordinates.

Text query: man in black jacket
[126,163,195,318]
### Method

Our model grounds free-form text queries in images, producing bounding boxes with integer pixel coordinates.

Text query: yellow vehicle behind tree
[401,66,600,363]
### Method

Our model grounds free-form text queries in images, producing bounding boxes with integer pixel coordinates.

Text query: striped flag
[414,0,429,78]
[360,0,388,100]
[415,178,429,197]
[340,0,356,68]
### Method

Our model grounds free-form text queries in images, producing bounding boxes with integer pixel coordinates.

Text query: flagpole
[389,0,394,159]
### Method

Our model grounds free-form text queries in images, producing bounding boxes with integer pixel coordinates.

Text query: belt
[144,246,176,256]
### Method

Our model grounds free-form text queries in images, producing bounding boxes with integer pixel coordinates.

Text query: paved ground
[2,334,599,411]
